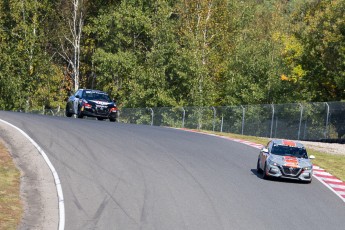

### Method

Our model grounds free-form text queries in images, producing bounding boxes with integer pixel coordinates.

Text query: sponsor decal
[282,140,296,147]
[90,100,111,106]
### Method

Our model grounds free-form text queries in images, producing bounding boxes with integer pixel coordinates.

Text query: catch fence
[31,101,345,141]
[117,102,345,141]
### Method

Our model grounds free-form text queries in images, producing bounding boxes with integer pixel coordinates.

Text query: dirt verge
[0,122,58,230]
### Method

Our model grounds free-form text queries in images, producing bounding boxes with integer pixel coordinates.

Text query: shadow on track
[250,169,311,184]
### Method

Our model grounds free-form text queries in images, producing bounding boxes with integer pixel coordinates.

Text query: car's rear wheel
[109,117,116,122]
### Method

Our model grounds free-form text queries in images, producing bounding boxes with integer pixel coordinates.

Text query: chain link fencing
[31,101,345,141]
[117,102,345,141]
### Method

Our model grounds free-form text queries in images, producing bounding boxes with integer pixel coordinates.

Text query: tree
[85,0,192,107]
[299,0,345,101]
[58,0,85,92]
[176,0,228,106]
[0,0,65,110]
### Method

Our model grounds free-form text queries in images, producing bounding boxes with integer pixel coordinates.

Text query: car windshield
[84,91,111,102]
[271,145,308,158]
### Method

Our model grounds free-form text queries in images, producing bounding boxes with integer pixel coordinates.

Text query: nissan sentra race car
[257,139,315,183]
[65,89,118,122]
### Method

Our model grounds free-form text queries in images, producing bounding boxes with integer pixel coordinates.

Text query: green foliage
[1,0,345,111]
[220,0,285,105]
[0,0,67,110]
[284,0,345,101]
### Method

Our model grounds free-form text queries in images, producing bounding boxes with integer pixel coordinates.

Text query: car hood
[269,154,312,168]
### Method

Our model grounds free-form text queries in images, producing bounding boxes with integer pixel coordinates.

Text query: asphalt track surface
[0,111,344,230]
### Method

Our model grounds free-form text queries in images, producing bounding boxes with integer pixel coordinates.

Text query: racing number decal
[284,156,299,168]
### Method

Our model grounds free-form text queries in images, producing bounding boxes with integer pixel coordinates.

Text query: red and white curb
[174,128,345,203]
[313,166,345,202]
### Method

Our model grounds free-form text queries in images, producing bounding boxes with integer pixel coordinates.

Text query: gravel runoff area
[300,141,345,156]
[0,121,58,230]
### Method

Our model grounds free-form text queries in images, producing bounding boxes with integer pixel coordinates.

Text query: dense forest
[0,0,344,110]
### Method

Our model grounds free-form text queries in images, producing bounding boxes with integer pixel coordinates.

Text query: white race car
[257,139,315,183]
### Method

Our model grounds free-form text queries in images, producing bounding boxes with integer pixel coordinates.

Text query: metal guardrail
[30,101,345,140]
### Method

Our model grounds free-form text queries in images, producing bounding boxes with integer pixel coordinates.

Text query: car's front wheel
[261,163,268,180]
[65,105,73,117]
[77,107,84,119]
[257,159,263,173]
[305,178,312,184]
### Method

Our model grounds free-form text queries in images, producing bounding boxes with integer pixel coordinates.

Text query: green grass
[0,141,22,230]
[201,130,345,182]
[309,150,345,182]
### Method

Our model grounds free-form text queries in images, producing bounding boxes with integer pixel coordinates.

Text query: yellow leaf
[280,74,289,81]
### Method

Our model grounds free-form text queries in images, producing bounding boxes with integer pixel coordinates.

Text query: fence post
[181,107,185,128]
[149,108,154,126]
[325,102,330,139]
[221,115,224,133]
[241,105,245,135]
[270,104,275,138]
[198,107,202,129]
[303,118,307,139]
[275,116,278,138]
[298,103,303,140]
[211,107,216,131]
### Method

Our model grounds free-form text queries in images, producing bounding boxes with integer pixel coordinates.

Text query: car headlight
[267,158,279,166]
[303,166,312,170]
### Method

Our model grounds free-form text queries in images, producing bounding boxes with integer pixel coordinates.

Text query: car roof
[272,139,305,148]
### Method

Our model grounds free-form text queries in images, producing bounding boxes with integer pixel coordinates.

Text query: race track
[0,111,344,230]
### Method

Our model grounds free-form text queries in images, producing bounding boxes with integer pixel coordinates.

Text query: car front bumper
[81,107,117,119]
[266,164,313,181]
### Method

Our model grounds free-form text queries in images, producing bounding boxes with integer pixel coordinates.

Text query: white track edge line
[313,175,345,202]
[0,119,65,230]
[173,127,345,203]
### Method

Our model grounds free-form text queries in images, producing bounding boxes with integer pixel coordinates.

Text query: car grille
[96,107,109,115]
[281,166,302,177]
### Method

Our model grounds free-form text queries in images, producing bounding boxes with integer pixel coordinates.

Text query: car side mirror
[261,148,269,154]
[309,155,315,159]
[75,95,80,99]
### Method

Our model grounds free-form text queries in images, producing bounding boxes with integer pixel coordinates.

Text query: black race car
[65,89,118,122]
